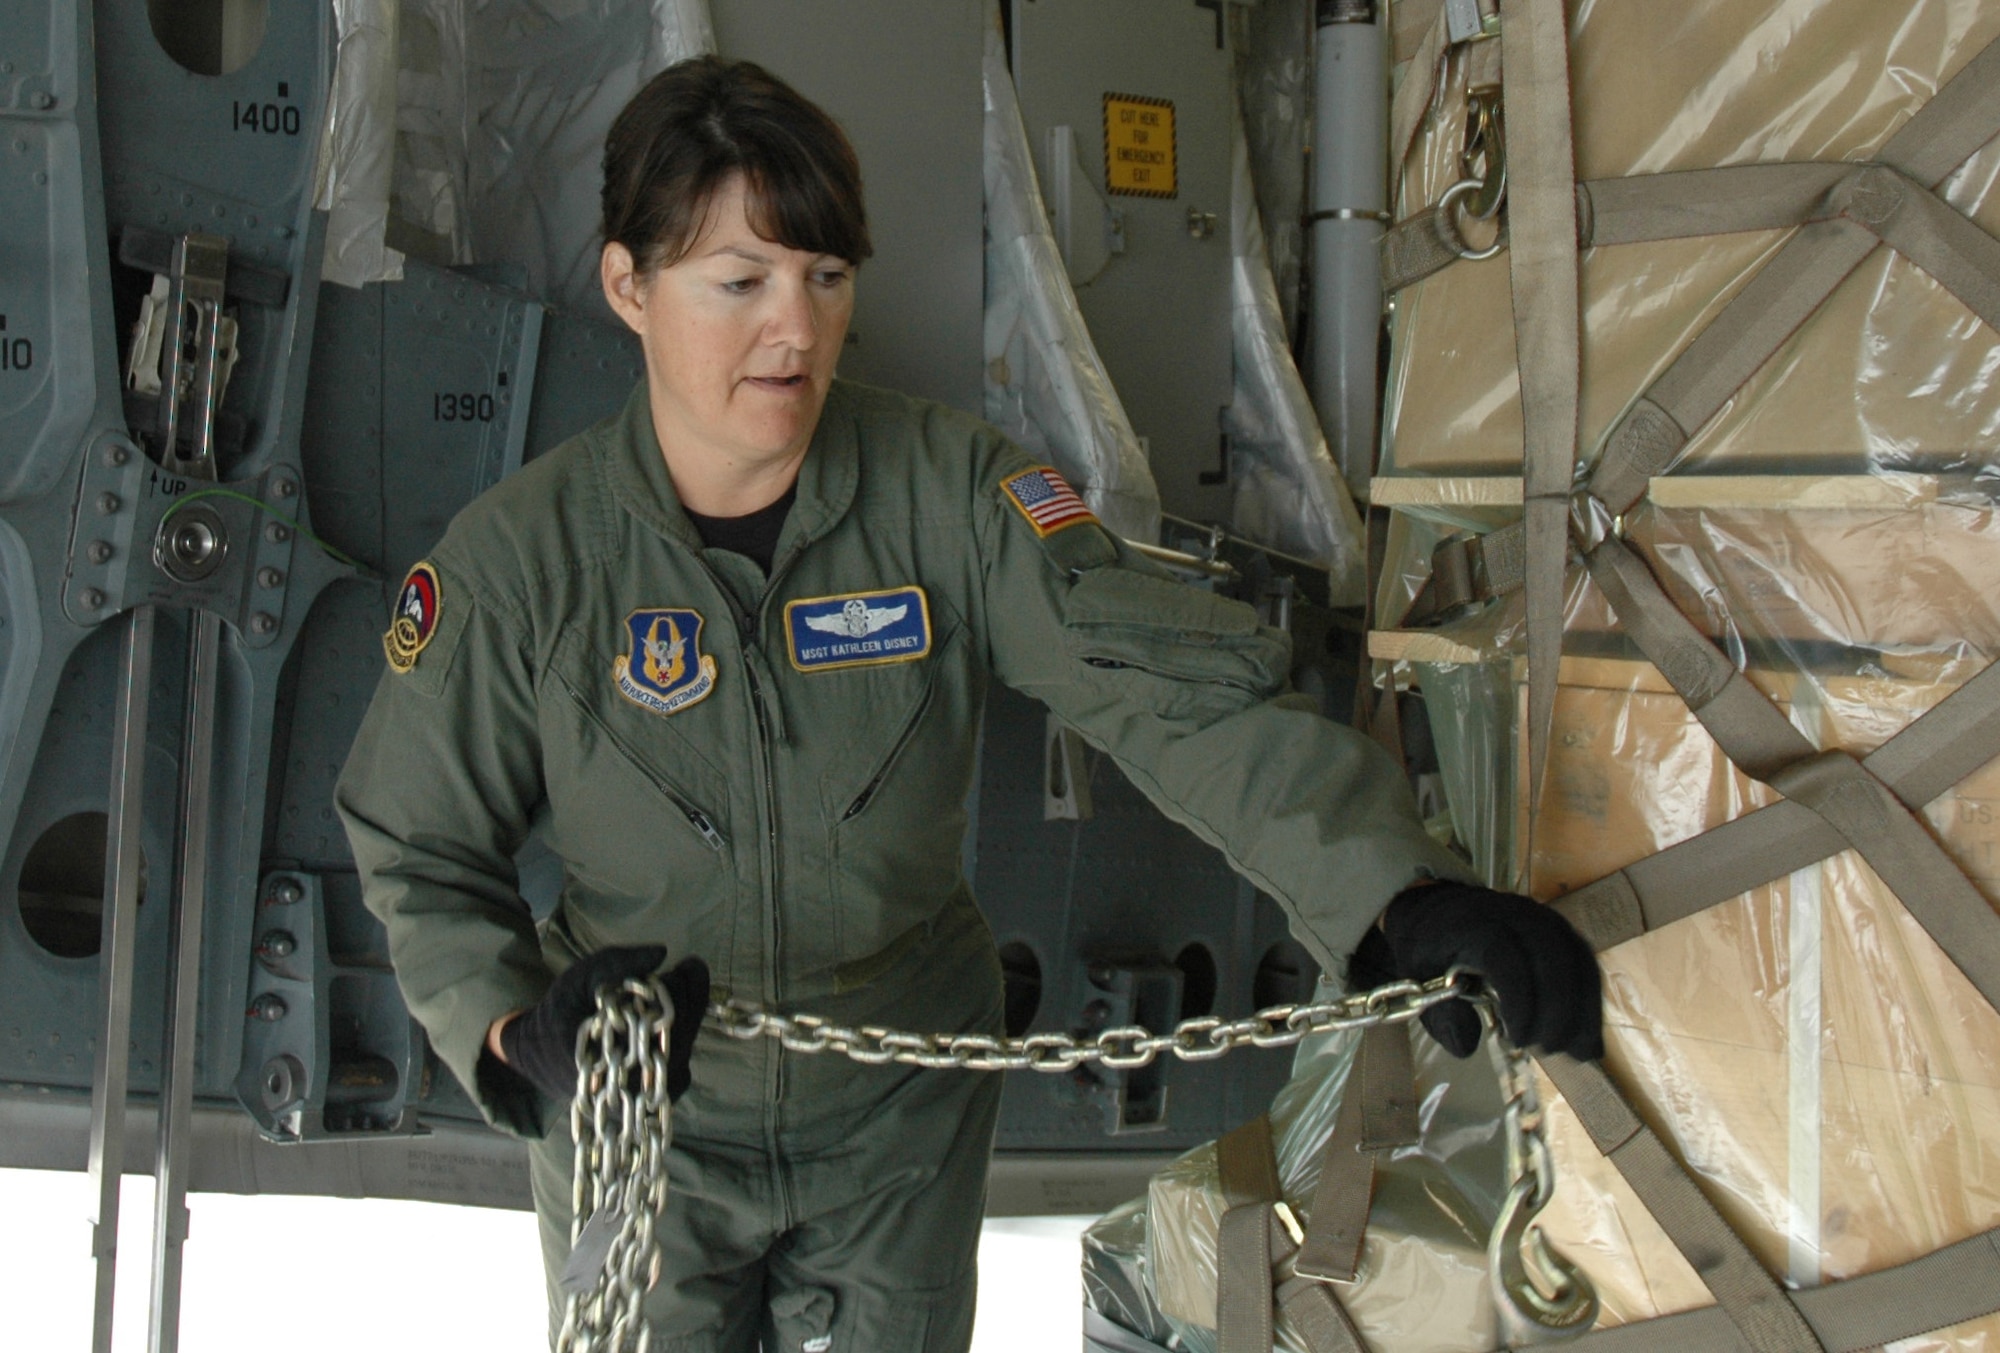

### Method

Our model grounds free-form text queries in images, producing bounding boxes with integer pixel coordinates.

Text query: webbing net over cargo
[1384,1,2000,1348]
[1087,2,2000,1350]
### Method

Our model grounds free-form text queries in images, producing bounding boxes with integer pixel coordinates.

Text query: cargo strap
[1554,655,2000,953]
[1497,0,1582,867]
[1538,1054,1825,1353]
[1217,1114,1370,1353]
[1384,22,2000,1353]
[1294,1025,1419,1282]
[1387,3,1448,208]
[1384,34,2000,298]
[1384,14,1504,289]
[1404,31,2000,613]
[1214,1026,1416,1353]
[1554,1226,2000,1353]
[1580,537,2000,1012]
[1400,29,2000,626]
[1385,162,1852,294]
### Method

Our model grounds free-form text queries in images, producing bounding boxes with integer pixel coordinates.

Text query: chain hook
[1472,995,1600,1343]
[1489,1172,1600,1342]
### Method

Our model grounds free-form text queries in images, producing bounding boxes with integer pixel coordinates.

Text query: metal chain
[556,968,1597,1349]
[1481,1001,1599,1342]
[705,969,1477,1072]
[557,977,677,1353]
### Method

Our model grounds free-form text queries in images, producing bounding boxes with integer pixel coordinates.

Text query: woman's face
[603,173,855,486]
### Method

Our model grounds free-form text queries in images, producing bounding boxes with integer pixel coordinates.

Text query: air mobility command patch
[1000,466,1098,537]
[384,562,442,673]
[615,608,718,716]
[785,586,931,672]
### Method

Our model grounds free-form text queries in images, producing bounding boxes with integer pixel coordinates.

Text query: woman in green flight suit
[335,56,1602,1353]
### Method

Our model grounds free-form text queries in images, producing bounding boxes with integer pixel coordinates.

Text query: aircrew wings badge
[384,562,441,673]
[615,608,718,716]
[1000,466,1098,537]
[785,586,931,672]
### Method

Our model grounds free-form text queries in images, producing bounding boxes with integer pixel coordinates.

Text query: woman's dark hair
[601,56,872,273]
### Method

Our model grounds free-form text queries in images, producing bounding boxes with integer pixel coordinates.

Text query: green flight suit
[336,379,1464,1352]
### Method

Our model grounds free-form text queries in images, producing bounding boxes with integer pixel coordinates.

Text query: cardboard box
[1382,1,2000,479]
[1517,658,2000,1344]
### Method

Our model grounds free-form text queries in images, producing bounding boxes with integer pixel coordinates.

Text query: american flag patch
[1000,466,1098,537]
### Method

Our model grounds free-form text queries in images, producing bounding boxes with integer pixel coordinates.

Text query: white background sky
[0,1167,1095,1351]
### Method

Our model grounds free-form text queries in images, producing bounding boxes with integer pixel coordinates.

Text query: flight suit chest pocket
[811,621,970,968]
[541,628,731,903]
[1062,566,1287,721]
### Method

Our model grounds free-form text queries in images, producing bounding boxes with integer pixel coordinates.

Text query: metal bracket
[64,450,309,643]
[235,871,426,1142]
[1443,0,1501,45]
[1044,716,1095,822]
[1083,962,1185,1134]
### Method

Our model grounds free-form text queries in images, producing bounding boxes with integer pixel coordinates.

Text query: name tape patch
[1000,466,1098,538]
[785,586,931,672]
[615,608,718,715]
[384,561,442,673]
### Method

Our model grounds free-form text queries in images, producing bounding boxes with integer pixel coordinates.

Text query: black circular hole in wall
[998,941,1042,1037]
[148,0,267,78]
[1174,942,1217,1018]
[1252,939,1317,1011]
[18,812,146,959]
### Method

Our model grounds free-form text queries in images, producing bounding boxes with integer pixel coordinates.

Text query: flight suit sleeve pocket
[1060,567,1289,720]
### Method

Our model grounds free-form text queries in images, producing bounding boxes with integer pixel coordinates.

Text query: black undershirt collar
[681,484,797,575]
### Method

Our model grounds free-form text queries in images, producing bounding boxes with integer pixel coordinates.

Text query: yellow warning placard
[1104,93,1176,198]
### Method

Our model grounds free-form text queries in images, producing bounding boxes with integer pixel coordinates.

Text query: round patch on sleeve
[384,562,442,673]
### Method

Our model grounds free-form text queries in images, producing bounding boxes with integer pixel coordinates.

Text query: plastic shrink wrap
[318,0,403,287]
[981,5,1162,543]
[1224,116,1369,605]
[1372,509,2000,1345]
[1230,0,1312,344]
[315,0,713,302]
[1366,2,2000,1346]
[1373,650,2000,1349]
[1380,0,2000,481]
[1084,1007,1516,1353]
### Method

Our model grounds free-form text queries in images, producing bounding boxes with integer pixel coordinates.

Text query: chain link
[705,969,1477,1072]
[1481,1000,1599,1342]
[555,968,1596,1349]
[557,978,677,1353]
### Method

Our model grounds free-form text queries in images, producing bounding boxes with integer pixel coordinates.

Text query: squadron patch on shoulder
[384,562,442,673]
[785,586,931,672]
[1000,466,1098,538]
[615,608,718,716]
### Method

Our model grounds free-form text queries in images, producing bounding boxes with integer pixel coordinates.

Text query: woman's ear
[601,241,646,333]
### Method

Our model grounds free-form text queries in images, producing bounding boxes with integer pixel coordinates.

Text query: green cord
[159,487,380,579]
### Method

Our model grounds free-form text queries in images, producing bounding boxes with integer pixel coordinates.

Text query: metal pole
[1309,0,1387,500]
[86,602,157,1353]
[148,608,222,1353]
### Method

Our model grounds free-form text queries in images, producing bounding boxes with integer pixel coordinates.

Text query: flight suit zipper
[561,686,726,851]
[745,535,822,1144]
[691,538,808,1126]
[842,675,937,821]
[1082,653,1260,695]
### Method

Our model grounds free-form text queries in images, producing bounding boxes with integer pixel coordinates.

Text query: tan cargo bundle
[1142,1,2000,1351]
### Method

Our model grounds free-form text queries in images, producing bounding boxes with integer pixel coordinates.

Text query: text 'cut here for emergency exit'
[1103,93,1176,197]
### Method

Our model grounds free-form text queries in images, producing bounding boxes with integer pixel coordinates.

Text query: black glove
[498,945,710,1103]
[1347,882,1603,1061]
